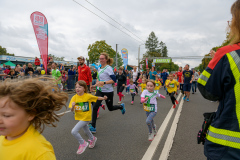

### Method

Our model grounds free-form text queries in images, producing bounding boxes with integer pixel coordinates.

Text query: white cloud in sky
[0,0,235,68]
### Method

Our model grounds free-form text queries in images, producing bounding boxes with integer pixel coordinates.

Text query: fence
[0,74,78,92]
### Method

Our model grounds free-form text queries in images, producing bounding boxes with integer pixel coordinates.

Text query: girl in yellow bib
[166,73,180,108]
[69,80,107,154]
[0,78,68,160]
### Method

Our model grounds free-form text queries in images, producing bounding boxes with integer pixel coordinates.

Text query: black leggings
[91,90,123,128]
[134,82,138,94]
[169,92,176,105]
[117,85,124,94]
[131,93,135,101]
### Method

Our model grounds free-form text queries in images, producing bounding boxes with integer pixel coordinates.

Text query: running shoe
[173,104,176,108]
[88,136,97,148]
[120,103,126,115]
[118,101,122,104]
[89,126,96,134]
[153,124,157,136]
[175,100,179,104]
[101,104,105,110]
[148,133,154,141]
[131,101,134,105]
[76,141,89,154]
[183,96,186,100]
[187,98,189,102]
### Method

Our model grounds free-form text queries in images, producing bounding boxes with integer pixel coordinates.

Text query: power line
[72,0,143,44]
[84,0,145,43]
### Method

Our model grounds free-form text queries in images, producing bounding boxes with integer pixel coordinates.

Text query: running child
[164,75,170,95]
[155,78,162,92]
[126,79,138,105]
[116,66,126,104]
[70,80,107,154]
[0,78,68,160]
[166,73,180,108]
[141,80,166,141]
[126,76,130,94]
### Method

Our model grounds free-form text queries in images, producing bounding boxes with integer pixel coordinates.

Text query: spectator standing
[59,63,64,72]
[77,56,92,92]
[34,57,40,67]
[145,68,150,79]
[92,68,98,86]
[4,66,11,75]
[51,63,62,88]
[161,69,169,88]
[149,66,157,80]
[2,64,6,71]
[25,63,34,76]
[21,65,26,73]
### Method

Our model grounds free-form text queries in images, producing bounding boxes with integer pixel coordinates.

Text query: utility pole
[116,44,118,69]
[138,44,144,70]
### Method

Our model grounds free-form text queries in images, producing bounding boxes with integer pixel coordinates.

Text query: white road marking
[57,110,71,116]
[159,94,185,160]
[141,93,182,160]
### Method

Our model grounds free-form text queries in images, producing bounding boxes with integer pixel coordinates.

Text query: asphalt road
[42,87,218,160]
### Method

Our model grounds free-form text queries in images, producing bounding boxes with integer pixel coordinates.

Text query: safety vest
[198,51,240,150]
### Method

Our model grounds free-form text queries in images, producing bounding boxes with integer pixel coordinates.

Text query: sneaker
[101,104,105,110]
[118,101,122,104]
[120,103,125,115]
[76,141,89,154]
[192,92,194,94]
[131,101,134,105]
[175,100,179,105]
[148,133,154,141]
[187,98,189,102]
[173,104,176,108]
[183,96,186,100]
[88,136,97,148]
[89,126,96,134]
[153,124,157,136]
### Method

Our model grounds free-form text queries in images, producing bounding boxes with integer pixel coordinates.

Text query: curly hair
[0,78,68,133]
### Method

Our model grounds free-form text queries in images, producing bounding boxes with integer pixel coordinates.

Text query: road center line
[57,110,71,116]
[158,94,185,160]
[142,92,182,160]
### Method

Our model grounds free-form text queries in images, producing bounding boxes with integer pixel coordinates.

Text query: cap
[77,56,85,61]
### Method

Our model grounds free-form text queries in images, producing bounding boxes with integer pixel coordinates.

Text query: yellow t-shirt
[0,125,56,160]
[166,79,179,93]
[69,93,98,121]
[140,83,146,92]
[155,80,162,90]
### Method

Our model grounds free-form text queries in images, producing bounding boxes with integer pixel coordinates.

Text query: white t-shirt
[132,71,138,82]
[97,65,114,92]
[141,90,161,112]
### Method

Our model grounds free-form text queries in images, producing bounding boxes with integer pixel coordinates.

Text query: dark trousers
[169,92,176,105]
[91,90,123,128]
[117,85,124,94]
[134,82,138,94]
[131,93,136,101]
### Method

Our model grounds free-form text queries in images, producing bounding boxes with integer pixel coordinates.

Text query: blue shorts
[183,83,191,92]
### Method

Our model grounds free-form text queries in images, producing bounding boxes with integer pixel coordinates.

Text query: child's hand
[104,96,108,100]
[160,95,166,99]
[72,102,75,107]
[71,106,75,112]
[145,97,149,101]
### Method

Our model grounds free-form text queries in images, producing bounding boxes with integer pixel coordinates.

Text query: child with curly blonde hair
[0,78,68,160]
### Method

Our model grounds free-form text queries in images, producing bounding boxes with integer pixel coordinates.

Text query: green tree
[49,54,65,61]
[159,41,168,57]
[0,45,14,56]
[145,31,159,53]
[88,40,123,68]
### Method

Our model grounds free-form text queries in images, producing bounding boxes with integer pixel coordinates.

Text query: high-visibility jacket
[198,44,240,160]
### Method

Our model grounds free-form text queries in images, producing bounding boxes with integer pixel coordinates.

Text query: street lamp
[138,44,144,70]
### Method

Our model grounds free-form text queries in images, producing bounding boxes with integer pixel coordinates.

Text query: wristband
[104,81,106,84]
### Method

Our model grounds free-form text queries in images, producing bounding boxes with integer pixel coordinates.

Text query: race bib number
[156,83,159,86]
[143,103,155,112]
[169,84,174,88]
[75,102,89,112]
[130,89,135,93]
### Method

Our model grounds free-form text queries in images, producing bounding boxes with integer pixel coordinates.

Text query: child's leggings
[169,91,176,105]
[71,121,94,144]
[131,93,136,101]
[146,111,156,133]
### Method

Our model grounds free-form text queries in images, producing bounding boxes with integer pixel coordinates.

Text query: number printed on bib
[75,102,90,112]
[143,103,155,112]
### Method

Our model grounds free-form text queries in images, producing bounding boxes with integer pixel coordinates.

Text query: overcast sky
[0,0,235,68]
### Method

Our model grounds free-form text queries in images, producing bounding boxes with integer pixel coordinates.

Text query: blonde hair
[229,0,240,44]
[146,79,156,87]
[75,80,88,93]
[100,52,114,66]
[119,66,124,70]
[130,79,134,83]
[0,78,68,133]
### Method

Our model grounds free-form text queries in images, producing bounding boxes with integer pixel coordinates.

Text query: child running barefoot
[141,80,166,141]
[166,73,180,108]
[0,78,68,160]
[127,79,138,105]
[70,80,107,154]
